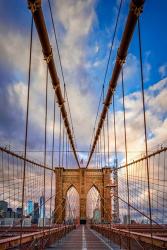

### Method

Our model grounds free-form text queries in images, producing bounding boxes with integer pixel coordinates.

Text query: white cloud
[49,0,100,149]
[53,0,97,71]
[149,77,167,91]
[147,79,167,114]
[0,1,166,169]
[94,44,100,54]
[93,77,167,167]
[0,0,99,156]
[123,52,151,87]
[159,63,167,78]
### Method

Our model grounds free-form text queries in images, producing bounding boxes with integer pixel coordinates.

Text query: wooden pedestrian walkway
[46,225,120,250]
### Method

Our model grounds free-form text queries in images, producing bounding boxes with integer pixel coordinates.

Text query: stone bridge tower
[55,167,112,224]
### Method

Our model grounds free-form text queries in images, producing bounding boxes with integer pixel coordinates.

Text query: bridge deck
[46,225,119,250]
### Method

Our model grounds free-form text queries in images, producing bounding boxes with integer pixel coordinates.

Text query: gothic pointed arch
[65,185,80,222]
[64,183,80,197]
[86,185,101,221]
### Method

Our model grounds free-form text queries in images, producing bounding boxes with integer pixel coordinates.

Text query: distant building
[38,218,50,227]
[123,214,130,224]
[33,202,39,224]
[16,207,22,218]
[27,200,33,215]
[39,196,45,218]
[23,218,31,227]
[0,201,8,218]
[51,210,55,224]
[0,201,8,212]
[6,208,15,218]
[1,218,14,226]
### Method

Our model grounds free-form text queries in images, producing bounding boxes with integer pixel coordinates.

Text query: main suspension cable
[28,0,80,167]
[86,0,145,167]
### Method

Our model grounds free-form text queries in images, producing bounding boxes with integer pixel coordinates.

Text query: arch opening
[65,186,80,224]
[86,186,101,223]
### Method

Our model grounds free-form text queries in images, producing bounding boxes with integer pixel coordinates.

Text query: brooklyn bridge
[0,0,167,249]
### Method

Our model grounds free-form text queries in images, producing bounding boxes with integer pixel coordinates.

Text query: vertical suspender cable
[113,95,117,166]
[48,0,78,161]
[67,137,69,169]
[99,134,102,168]
[121,68,131,249]
[58,112,62,167]
[102,86,106,166]
[97,140,99,168]
[107,110,110,166]
[62,85,65,167]
[2,151,4,200]
[137,17,154,249]
[20,17,33,248]
[98,140,100,169]
[42,65,48,248]
[28,0,80,167]
[94,144,97,168]
[86,0,145,167]
[88,0,123,158]
[96,141,98,168]
[65,133,67,168]
[112,94,119,223]
[49,93,56,233]
[62,123,65,166]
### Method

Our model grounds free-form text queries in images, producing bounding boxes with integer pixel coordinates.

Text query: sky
[0,0,167,168]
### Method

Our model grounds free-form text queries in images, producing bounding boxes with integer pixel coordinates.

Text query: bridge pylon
[55,167,112,224]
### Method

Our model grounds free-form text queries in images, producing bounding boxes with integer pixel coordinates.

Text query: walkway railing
[0,225,75,250]
[91,224,167,250]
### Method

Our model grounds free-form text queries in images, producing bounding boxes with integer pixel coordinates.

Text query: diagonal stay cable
[28,0,80,168]
[48,0,78,152]
[87,0,145,167]
[88,0,123,162]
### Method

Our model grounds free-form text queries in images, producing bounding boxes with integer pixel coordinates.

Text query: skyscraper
[27,200,33,215]
[39,196,45,218]
[33,202,39,224]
